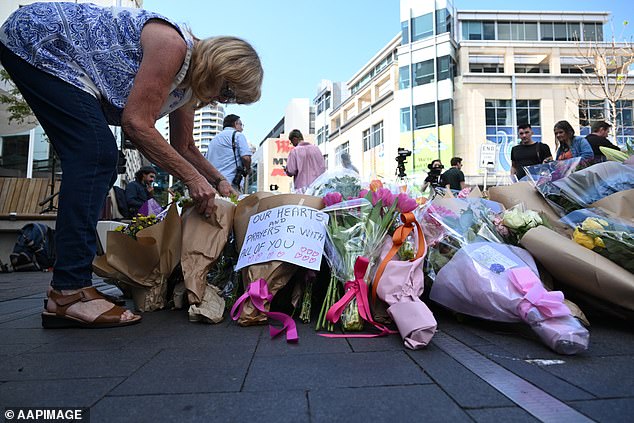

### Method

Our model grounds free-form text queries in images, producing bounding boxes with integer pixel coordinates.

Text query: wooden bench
[0,177,60,219]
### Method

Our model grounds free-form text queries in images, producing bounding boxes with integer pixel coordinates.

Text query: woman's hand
[186,175,217,217]
[217,179,237,197]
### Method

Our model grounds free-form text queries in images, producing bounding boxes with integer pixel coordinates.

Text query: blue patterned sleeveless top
[0,2,193,125]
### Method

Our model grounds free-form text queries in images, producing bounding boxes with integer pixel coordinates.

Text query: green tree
[0,69,36,125]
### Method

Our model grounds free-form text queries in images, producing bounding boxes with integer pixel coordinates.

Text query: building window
[541,22,582,41]
[316,92,331,114]
[400,108,411,132]
[412,12,433,41]
[580,100,633,145]
[436,8,452,35]
[469,64,504,73]
[414,103,435,129]
[514,64,549,74]
[560,65,584,74]
[498,22,538,41]
[362,129,371,151]
[462,21,495,40]
[486,99,542,142]
[401,20,409,44]
[399,65,410,89]
[583,22,603,42]
[438,99,453,126]
[437,55,455,81]
[372,121,383,149]
[414,59,434,86]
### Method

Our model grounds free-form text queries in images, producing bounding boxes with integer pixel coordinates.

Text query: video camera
[395,147,412,178]
[232,166,249,187]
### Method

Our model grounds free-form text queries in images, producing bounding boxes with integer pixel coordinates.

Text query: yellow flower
[573,228,595,250]
[581,218,608,231]
[594,237,605,248]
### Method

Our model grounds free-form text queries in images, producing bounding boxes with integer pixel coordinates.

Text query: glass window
[512,23,523,40]
[401,21,409,44]
[463,21,482,40]
[412,13,433,41]
[541,22,554,41]
[498,22,511,40]
[399,65,410,89]
[438,99,453,126]
[483,22,495,40]
[414,59,434,86]
[583,23,603,41]
[400,108,411,132]
[371,121,384,148]
[567,23,581,41]
[525,23,538,40]
[486,99,542,144]
[436,8,451,35]
[362,129,371,151]
[554,23,567,41]
[437,56,453,81]
[414,103,435,129]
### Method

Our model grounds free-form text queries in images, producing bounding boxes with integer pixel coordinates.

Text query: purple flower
[489,263,505,274]
[323,192,343,206]
[373,187,394,207]
[396,193,417,213]
[358,189,369,200]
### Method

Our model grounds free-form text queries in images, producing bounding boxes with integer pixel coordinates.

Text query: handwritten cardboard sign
[235,205,329,271]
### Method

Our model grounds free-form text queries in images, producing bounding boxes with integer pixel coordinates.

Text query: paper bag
[590,189,634,222]
[521,225,634,312]
[93,204,182,311]
[488,182,569,235]
[233,193,324,326]
[180,199,236,305]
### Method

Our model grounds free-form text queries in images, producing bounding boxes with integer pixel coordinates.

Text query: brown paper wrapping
[488,182,570,235]
[233,193,324,326]
[92,204,182,311]
[180,199,235,305]
[590,189,634,222]
[520,225,634,312]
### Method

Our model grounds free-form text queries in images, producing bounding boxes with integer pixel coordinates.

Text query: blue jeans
[1,44,118,290]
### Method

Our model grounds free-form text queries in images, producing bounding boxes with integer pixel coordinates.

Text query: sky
[144,0,634,146]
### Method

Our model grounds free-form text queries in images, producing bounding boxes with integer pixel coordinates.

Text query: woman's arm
[120,20,217,216]
[169,107,235,197]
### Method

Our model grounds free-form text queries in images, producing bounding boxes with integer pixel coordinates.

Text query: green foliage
[0,69,36,125]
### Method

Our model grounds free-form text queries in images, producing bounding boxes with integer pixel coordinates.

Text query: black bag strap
[535,142,541,162]
[232,130,240,168]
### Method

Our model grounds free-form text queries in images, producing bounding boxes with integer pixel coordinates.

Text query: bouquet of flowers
[562,209,634,273]
[305,168,361,200]
[114,214,159,239]
[317,183,418,332]
[423,198,589,354]
[494,205,548,246]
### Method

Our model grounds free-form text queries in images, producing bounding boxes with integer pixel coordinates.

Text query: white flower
[502,209,525,229]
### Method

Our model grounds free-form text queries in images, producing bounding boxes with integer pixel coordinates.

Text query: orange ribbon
[371,212,426,304]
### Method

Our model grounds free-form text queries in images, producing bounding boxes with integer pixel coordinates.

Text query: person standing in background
[585,120,620,163]
[285,129,326,192]
[510,123,552,180]
[125,166,156,216]
[340,152,359,173]
[554,120,594,163]
[205,114,252,192]
[442,157,467,191]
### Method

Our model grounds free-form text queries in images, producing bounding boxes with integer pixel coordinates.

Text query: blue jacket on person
[556,136,594,162]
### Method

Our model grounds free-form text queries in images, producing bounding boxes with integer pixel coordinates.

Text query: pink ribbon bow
[322,256,396,338]
[230,279,298,343]
[508,267,570,321]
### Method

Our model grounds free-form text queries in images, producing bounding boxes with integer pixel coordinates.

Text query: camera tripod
[39,151,60,214]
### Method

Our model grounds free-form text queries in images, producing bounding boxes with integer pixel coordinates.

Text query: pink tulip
[323,191,343,206]
[358,189,370,200]
[396,193,417,213]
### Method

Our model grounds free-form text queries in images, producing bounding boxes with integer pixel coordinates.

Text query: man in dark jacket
[585,121,620,163]
[125,166,156,216]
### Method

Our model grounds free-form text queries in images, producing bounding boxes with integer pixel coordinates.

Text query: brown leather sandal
[42,287,142,329]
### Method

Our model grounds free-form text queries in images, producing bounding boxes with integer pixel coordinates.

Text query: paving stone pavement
[0,271,633,423]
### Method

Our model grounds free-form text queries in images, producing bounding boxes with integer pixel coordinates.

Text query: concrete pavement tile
[92,391,308,423]
[0,327,72,346]
[473,345,594,401]
[407,344,514,408]
[110,348,253,395]
[467,407,540,423]
[255,322,352,356]
[0,343,41,356]
[309,385,471,423]
[434,324,495,348]
[542,355,634,398]
[0,312,43,329]
[569,398,634,423]
[0,349,156,381]
[243,351,431,391]
[0,377,124,409]
[579,320,634,357]
[345,332,405,352]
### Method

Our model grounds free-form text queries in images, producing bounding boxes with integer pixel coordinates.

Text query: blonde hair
[186,36,263,108]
